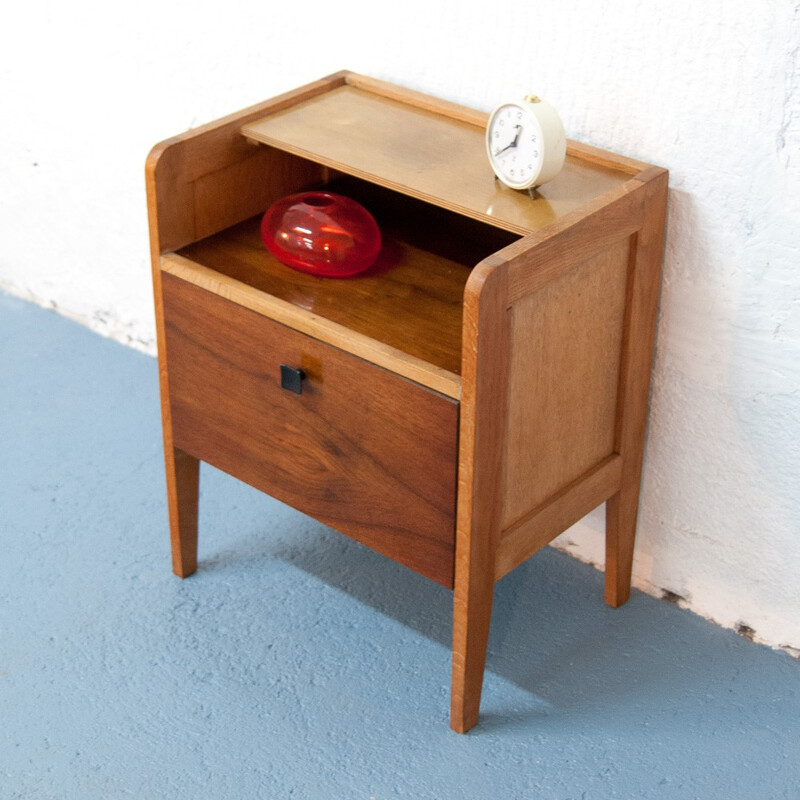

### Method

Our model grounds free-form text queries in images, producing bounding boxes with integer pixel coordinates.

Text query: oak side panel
[495,455,622,580]
[146,72,349,253]
[503,179,646,303]
[152,145,326,254]
[193,148,325,245]
[501,235,631,530]
[162,274,458,587]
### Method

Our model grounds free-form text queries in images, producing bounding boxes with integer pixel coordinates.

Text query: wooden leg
[604,485,639,607]
[165,446,200,578]
[606,170,668,609]
[450,266,509,733]
[450,565,494,733]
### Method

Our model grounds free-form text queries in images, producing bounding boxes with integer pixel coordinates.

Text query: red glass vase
[260,192,382,277]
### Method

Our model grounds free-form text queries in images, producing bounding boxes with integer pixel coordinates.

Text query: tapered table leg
[450,265,508,733]
[605,487,638,607]
[450,558,495,733]
[605,169,668,609]
[165,446,199,578]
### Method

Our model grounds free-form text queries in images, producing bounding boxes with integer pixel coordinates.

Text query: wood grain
[605,168,669,607]
[147,72,669,731]
[501,180,645,303]
[171,178,517,390]
[344,73,488,125]
[146,72,348,253]
[165,447,200,578]
[345,72,652,177]
[161,253,463,399]
[145,72,352,579]
[450,263,510,733]
[162,273,459,587]
[501,234,632,529]
[495,455,622,580]
[242,84,634,236]
[565,139,653,176]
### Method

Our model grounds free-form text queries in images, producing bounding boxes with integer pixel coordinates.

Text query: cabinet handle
[280,364,306,395]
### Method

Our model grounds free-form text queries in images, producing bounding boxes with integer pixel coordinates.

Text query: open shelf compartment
[162,175,518,398]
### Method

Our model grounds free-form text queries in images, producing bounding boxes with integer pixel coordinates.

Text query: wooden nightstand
[146,71,667,732]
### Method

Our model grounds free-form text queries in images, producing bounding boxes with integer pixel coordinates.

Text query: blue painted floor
[1,290,798,799]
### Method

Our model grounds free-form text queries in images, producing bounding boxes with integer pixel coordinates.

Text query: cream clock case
[486,95,566,190]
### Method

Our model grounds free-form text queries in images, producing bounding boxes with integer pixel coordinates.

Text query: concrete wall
[2,0,798,654]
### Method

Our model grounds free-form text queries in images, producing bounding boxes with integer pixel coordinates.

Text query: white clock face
[487,103,543,188]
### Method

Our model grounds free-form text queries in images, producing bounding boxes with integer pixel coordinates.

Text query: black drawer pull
[280,364,306,395]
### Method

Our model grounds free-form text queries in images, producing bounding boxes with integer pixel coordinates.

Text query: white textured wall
[2,1,798,654]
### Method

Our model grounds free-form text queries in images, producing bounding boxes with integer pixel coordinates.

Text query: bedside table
[146,71,667,732]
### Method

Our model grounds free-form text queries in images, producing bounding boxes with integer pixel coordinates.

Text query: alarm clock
[486,95,566,190]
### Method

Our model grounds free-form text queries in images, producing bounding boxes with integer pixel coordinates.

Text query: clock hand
[493,124,522,156]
